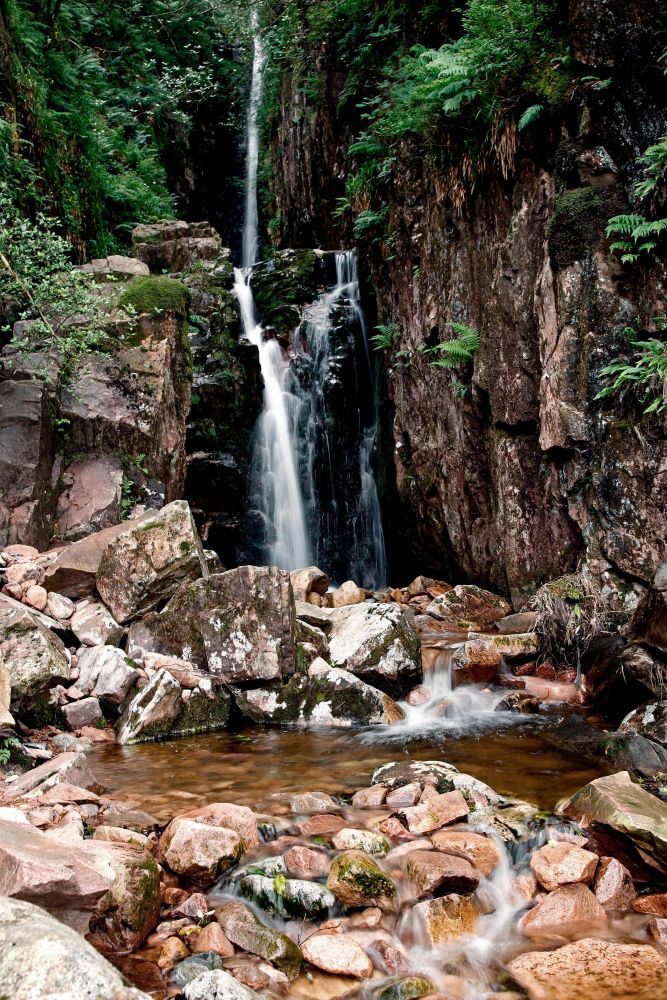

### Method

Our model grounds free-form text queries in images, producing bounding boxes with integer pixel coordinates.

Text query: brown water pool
[88,711,609,821]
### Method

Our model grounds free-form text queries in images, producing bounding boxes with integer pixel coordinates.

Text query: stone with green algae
[327,850,397,908]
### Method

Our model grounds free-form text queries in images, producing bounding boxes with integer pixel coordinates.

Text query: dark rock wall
[267,1,667,602]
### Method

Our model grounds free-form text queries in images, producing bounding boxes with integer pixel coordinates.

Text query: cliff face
[268,0,667,602]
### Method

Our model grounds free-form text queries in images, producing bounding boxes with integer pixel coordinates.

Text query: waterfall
[235,12,386,585]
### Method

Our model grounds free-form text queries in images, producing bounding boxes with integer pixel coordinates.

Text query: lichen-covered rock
[215,900,302,979]
[425,586,511,629]
[0,607,70,700]
[0,896,150,1000]
[327,603,421,696]
[332,829,390,854]
[372,760,458,792]
[116,669,183,744]
[235,665,404,728]
[127,565,295,681]
[327,850,397,908]
[620,702,667,748]
[159,817,242,886]
[97,501,207,624]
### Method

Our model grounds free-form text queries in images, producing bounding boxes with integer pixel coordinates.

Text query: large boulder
[0,655,14,728]
[85,843,161,954]
[42,513,152,599]
[0,896,150,1000]
[425,585,511,629]
[562,770,667,873]
[127,565,295,682]
[0,607,70,700]
[116,669,183,743]
[327,603,421,696]
[74,645,140,705]
[235,663,404,728]
[132,220,223,273]
[0,819,113,931]
[55,455,123,543]
[71,600,123,647]
[508,937,667,1000]
[97,500,208,623]
[159,818,242,886]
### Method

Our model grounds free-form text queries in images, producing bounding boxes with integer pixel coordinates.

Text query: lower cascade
[242,250,387,587]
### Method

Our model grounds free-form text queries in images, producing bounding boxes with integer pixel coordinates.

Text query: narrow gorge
[0,1,666,999]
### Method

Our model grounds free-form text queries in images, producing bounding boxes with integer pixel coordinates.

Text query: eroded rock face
[55,455,123,543]
[97,500,208,624]
[327,603,421,696]
[0,896,150,1000]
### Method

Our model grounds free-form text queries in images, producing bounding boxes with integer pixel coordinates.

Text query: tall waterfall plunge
[234,15,386,587]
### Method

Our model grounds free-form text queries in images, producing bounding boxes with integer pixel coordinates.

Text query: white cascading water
[233,14,311,571]
[235,15,386,583]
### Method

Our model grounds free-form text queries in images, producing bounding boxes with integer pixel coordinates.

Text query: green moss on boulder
[119,276,191,318]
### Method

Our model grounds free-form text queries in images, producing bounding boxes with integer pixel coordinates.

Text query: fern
[595,328,667,416]
[371,323,400,351]
[607,214,667,263]
[424,323,480,369]
[518,103,544,130]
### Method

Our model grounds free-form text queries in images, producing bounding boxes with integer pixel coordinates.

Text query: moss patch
[119,276,191,318]
[547,187,605,269]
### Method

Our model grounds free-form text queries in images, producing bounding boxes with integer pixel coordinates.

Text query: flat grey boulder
[327,603,421,696]
[128,565,295,682]
[97,500,208,623]
[0,896,150,999]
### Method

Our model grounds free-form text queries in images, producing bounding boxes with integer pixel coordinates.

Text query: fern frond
[517,104,544,131]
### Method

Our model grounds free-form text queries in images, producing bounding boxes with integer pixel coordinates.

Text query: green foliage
[424,323,480,369]
[371,323,401,351]
[606,214,667,264]
[0,0,247,252]
[595,325,667,416]
[0,190,107,390]
[635,138,667,199]
[517,104,544,130]
[119,276,191,318]
[0,736,21,765]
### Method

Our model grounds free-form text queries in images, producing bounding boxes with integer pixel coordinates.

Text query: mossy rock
[327,849,397,907]
[251,249,319,333]
[119,276,191,319]
[545,573,588,602]
[547,187,608,269]
[370,978,433,1000]
[171,687,231,736]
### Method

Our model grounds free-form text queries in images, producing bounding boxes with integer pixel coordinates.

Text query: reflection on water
[89,713,608,821]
